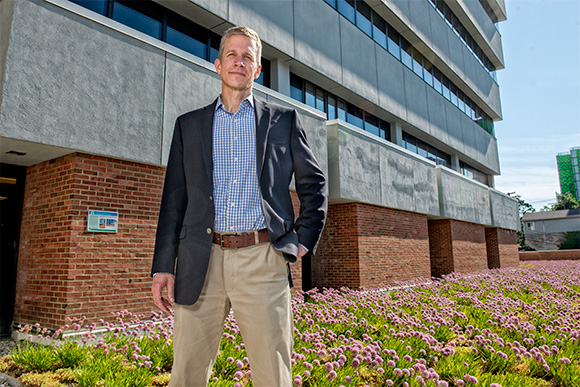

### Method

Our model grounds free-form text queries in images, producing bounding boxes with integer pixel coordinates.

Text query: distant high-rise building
[557,147,580,200]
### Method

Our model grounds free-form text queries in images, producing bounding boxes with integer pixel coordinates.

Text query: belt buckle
[217,233,227,248]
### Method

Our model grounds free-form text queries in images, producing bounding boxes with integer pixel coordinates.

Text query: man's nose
[234,55,245,67]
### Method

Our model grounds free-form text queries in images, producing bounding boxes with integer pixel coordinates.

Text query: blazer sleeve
[290,109,328,253]
[151,117,188,276]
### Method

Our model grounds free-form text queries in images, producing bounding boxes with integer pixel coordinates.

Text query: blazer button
[209,196,213,201]
[206,228,212,234]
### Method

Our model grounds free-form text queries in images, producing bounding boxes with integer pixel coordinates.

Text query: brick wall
[429,220,488,277]
[520,250,580,261]
[15,153,165,330]
[488,228,519,268]
[312,203,430,289]
[428,220,454,277]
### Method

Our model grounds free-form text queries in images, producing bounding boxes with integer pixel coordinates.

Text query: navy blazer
[151,97,328,305]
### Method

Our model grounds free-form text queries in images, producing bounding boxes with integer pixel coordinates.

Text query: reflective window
[411,48,423,78]
[355,1,373,37]
[316,88,325,112]
[255,58,270,87]
[324,0,337,7]
[347,104,364,129]
[112,1,163,39]
[380,120,391,141]
[290,74,303,102]
[423,60,433,87]
[400,39,413,69]
[166,18,207,58]
[364,114,380,136]
[305,82,316,108]
[337,99,347,121]
[337,0,355,23]
[387,27,400,59]
[372,11,387,49]
[328,95,337,120]
[69,0,107,15]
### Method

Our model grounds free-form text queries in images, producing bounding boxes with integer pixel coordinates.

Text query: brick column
[15,153,165,329]
[429,219,488,277]
[312,203,430,290]
[485,227,519,268]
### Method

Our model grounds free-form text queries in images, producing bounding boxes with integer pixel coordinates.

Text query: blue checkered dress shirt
[213,95,267,233]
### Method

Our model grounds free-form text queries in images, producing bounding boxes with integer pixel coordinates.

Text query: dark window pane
[450,84,458,106]
[328,95,337,120]
[355,1,373,37]
[69,0,107,15]
[337,99,347,121]
[387,26,400,59]
[411,48,423,78]
[423,60,433,86]
[112,1,163,39]
[372,11,387,48]
[347,104,363,128]
[324,0,337,8]
[400,39,413,69]
[316,88,325,112]
[305,82,316,108]
[166,27,207,58]
[290,74,303,102]
[364,114,379,136]
[417,142,428,158]
[380,120,391,141]
[337,0,355,23]
[441,77,451,101]
[404,133,417,153]
[255,58,270,88]
[209,35,220,63]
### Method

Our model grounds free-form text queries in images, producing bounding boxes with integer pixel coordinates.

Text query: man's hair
[218,26,262,66]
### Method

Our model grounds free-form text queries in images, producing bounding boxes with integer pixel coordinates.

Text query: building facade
[522,209,580,251]
[0,0,518,332]
[557,146,580,200]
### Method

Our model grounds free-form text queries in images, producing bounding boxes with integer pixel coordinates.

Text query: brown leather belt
[213,229,269,248]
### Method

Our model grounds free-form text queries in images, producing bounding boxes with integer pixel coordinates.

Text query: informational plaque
[87,210,118,233]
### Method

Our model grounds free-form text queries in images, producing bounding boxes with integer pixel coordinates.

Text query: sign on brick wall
[87,210,118,233]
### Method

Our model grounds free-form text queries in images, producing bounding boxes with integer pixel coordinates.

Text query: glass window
[400,39,413,69]
[209,35,220,63]
[423,60,433,87]
[355,1,373,37]
[372,11,387,49]
[441,77,451,101]
[347,104,364,129]
[328,95,337,120]
[337,0,355,23]
[166,17,207,59]
[324,0,337,8]
[387,26,400,59]
[290,74,304,102]
[411,48,423,78]
[417,141,428,158]
[316,88,325,113]
[305,82,316,108]
[457,90,466,112]
[364,114,379,136]
[432,68,442,94]
[69,0,107,15]
[112,1,163,40]
[255,58,270,88]
[337,99,347,121]
[380,120,391,141]
[403,133,417,153]
[450,84,458,107]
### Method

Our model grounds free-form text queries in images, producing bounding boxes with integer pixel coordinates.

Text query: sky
[493,0,580,210]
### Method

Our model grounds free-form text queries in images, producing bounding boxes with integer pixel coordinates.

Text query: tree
[540,192,580,211]
[507,192,536,250]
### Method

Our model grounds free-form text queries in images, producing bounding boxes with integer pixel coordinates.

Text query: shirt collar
[215,94,255,112]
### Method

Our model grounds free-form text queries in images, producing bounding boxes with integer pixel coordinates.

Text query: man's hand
[152,273,175,313]
[297,244,308,259]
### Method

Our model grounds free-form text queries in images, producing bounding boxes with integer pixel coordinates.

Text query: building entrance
[0,163,26,336]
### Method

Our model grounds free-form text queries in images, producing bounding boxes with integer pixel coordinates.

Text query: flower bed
[1,261,579,386]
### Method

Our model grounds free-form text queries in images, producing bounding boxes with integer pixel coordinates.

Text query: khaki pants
[169,242,293,387]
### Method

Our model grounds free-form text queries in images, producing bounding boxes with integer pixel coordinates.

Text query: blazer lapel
[200,99,218,184]
[254,98,271,179]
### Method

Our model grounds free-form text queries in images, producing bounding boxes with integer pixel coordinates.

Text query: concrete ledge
[520,250,580,261]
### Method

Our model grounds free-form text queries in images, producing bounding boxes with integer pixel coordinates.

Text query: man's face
[215,34,262,93]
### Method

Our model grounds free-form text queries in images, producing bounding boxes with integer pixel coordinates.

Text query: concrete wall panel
[339,18,379,104]
[438,166,491,225]
[228,0,294,57]
[0,0,165,165]
[426,85,448,145]
[376,47,407,121]
[403,69,429,131]
[408,0,432,47]
[188,0,229,21]
[444,101,464,153]
[294,0,342,84]
[0,0,15,114]
[489,189,519,230]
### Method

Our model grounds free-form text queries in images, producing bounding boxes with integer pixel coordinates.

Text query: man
[151,26,327,386]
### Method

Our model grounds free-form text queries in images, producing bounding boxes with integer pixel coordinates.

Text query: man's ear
[214,58,222,75]
[254,65,262,80]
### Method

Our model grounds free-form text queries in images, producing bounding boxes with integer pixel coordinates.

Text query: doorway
[0,163,26,336]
